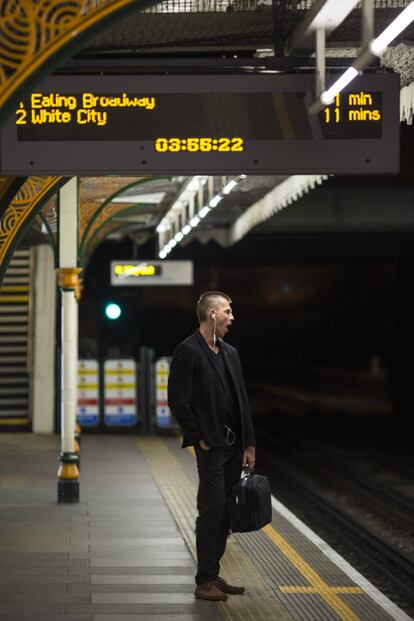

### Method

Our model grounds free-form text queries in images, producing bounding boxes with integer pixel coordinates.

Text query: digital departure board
[110,260,193,286]
[0,73,400,175]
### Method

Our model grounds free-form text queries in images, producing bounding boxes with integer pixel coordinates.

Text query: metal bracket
[362,0,374,48]
[315,28,326,98]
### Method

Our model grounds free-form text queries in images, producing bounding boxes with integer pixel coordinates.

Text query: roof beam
[286,0,360,55]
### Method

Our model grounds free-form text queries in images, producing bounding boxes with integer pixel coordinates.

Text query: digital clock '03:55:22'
[154,137,244,152]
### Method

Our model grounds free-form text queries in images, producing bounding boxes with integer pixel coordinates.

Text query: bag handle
[242,465,254,476]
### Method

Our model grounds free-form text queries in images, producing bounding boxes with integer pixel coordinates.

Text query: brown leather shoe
[214,576,245,595]
[194,580,228,601]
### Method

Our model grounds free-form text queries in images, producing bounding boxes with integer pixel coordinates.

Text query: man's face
[212,298,234,338]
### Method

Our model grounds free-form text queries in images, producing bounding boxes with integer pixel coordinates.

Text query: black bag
[228,468,272,533]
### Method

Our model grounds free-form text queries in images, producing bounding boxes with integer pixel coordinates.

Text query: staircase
[0,250,32,428]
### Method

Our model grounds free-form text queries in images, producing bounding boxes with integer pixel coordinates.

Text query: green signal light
[105,303,122,320]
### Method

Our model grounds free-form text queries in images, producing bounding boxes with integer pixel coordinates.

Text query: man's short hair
[196,291,232,323]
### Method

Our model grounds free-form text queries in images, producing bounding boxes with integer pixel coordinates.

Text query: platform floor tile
[0,433,224,621]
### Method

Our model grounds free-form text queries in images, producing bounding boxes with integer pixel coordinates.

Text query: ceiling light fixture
[370,2,414,55]
[199,206,211,218]
[158,175,247,258]
[320,67,359,105]
[222,179,239,194]
[209,195,223,208]
[313,2,414,111]
[190,216,200,227]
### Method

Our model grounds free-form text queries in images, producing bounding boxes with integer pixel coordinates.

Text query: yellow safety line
[0,296,28,303]
[78,370,98,375]
[105,369,134,375]
[263,525,363,621]
[0,418,29,425]
[280,586,362,594]
[0,286,29,292]
[185,440,364,621]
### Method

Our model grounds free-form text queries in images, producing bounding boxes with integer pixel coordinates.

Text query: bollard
[57,452,80,503]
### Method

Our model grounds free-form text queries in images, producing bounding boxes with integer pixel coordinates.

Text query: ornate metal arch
[0,176,26,217]
[79,176,170,263]
[0,175,67,283]
[81,203,153,264]
[0,0,158,127]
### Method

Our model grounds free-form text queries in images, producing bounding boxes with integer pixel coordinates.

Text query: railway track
[255,417,414,535]
[256,426,414,607]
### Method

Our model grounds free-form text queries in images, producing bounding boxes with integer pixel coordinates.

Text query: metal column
[56,178,81,503]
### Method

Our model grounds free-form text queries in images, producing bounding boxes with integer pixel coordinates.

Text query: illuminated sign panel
[0,73,399,175]
[110,260,193,286]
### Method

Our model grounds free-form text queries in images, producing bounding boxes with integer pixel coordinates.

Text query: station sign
[110,260,193,286]
[155,357,171,428]
[0,73,399,175]
[103,358,137,426]
[77,359,99,427]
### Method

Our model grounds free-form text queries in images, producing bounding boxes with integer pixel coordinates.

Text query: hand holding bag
[229,467,272,533]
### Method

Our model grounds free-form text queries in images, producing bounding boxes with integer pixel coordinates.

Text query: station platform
[0,433,411,621]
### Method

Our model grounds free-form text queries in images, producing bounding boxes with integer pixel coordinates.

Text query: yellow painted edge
[0,418,29,425]
[280,586,363,594]
[0,296,28,303]
[104,383,135,389]
[0,286,29,292]
[263,525,363,621]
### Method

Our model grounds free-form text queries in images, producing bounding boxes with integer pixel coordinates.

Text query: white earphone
[212,312,217,345]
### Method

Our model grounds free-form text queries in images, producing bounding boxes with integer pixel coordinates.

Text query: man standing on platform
[168,291,256,601]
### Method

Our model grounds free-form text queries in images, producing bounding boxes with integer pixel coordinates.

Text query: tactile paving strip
[137,436,293,621]
[160,436,409,621]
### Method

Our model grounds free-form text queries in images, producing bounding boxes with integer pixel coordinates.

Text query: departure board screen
[0,73,399,175]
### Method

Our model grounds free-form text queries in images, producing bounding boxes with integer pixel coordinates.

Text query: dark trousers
[194,443,243,585]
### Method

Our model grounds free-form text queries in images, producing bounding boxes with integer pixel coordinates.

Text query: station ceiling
[22,1,414,260]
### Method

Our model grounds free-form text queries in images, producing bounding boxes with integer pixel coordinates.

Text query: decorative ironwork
[78,176,170,264]
[0,0,155,126]
[0,175,65,283]
[79,177,145,243]
[0,176,26,217]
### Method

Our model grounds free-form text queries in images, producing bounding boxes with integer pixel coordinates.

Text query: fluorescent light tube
[209,195,223,208]
[199,206,211,218]
[320,67,359,105]
[370,2,414,55]
[222,179,238,195]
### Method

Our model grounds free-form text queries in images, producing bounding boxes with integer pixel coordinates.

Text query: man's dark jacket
[168,329,256,449]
